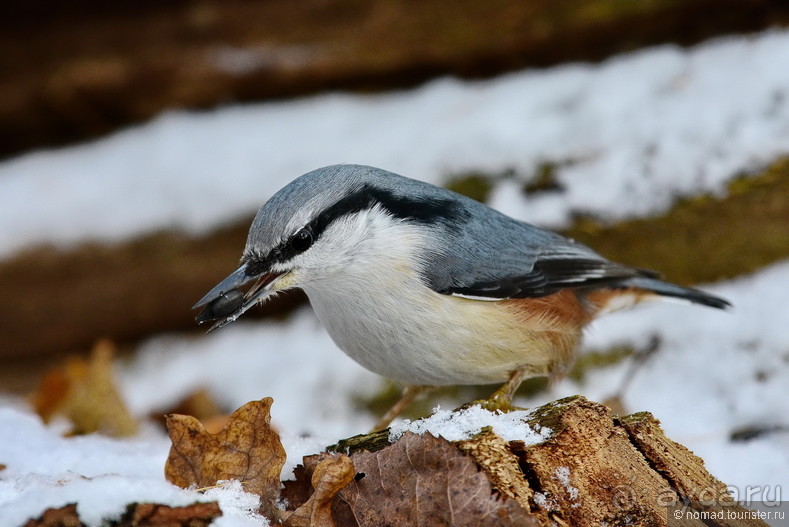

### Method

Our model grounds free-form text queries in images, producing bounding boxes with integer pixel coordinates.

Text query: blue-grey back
[245,164,639,298]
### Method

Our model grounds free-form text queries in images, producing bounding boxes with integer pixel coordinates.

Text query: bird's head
[193,164,466,331]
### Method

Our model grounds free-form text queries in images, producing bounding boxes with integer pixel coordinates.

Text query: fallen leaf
[116,502,222,526]
[23,503,83,527]
[294,432,538,527]
[283,455,355,527]
[164,398,285,518]
[30,339,137,437]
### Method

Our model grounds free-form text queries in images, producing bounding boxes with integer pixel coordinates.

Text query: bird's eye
[290,228,314,253]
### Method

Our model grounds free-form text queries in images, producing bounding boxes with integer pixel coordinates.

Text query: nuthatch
[194,164,729,430]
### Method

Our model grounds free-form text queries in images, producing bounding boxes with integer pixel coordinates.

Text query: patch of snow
[203,481,269,527]
[388,404,551,443]
[533,491,558,511]
[0,407,238,526]
[554,466,579,502]
[1,30,789,256]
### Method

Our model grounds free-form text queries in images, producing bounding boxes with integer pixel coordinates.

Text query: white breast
[299,213,561,385]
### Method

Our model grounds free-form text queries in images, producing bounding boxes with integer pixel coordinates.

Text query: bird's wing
[421,207,653,300]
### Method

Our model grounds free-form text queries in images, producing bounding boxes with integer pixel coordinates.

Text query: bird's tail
[619,276,731,310]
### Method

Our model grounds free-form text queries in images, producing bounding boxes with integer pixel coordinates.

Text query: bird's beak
[193,263,285,333]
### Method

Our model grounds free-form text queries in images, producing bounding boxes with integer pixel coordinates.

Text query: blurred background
[1,0,788,490]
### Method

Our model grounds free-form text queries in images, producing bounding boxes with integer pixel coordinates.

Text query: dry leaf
[283,455,355,527]
[30,339,137,436]
[117,502,222,526]
[23,503,83,527]
[164,398,285,518]
[294,432,538,527]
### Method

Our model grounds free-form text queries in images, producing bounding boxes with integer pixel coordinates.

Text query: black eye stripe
[248,184,466,270]
[309,184,465,239]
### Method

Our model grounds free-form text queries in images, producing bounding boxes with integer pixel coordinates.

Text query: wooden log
[284,396,768,527]
[2,1,789,158]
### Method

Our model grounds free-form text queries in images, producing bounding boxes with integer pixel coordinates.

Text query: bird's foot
[371,385,432,432]
[457,368,529,414]
[456,395,526,414]
[458,369,525,413]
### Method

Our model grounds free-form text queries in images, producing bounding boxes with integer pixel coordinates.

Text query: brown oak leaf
[283,455,355,527]
[164,397,285,518]
[296,432,538,527]
[30,339,138,437]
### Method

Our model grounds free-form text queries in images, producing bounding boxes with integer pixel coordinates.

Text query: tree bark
[284,396,768,527]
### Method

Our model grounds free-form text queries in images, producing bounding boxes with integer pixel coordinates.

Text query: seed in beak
[196,289,244,323]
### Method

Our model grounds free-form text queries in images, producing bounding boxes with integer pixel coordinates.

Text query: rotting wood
[290,396,769,527]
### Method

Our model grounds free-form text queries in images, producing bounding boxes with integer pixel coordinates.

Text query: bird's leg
[455,367,528,414]
[371,384,431,432]
[486,367,526,411]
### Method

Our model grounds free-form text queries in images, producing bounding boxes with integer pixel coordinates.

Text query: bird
[194,164,730,431]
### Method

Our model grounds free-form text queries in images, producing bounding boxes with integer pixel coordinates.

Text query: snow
[533,492,558,512]
[554,467,579,502]
[1,31,789,256]
[388,404,551,443]
[0,408,267,526]
[2,28,789,526]
[202,481,269,527]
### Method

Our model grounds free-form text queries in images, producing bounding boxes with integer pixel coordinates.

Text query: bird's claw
[456,395,525,414]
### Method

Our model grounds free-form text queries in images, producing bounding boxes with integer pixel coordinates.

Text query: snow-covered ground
[1,28,788,526]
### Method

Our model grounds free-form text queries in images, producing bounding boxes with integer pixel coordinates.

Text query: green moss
[524,395,587,432]
[326,428,392,454]
[616,411,654,426]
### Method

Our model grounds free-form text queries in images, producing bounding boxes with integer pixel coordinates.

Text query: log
[2,1,789,158]
[283,396,768,527]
